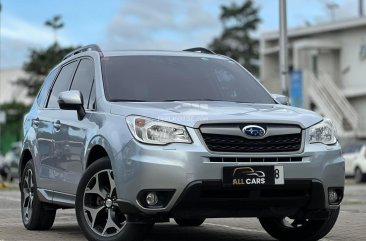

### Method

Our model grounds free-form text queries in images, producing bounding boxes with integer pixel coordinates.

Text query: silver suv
[20,45,344,241]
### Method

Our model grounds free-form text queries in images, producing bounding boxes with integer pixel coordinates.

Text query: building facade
[260,17,366,139]
[0,68,32,105]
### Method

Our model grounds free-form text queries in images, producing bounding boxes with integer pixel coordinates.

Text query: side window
[70,59,94,108]
[37,68,58,107]
[88,82,96,109]
[47,61,78,108]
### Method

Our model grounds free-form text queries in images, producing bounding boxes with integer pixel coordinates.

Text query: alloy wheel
[83,169,126,237]
[22,169,34,224]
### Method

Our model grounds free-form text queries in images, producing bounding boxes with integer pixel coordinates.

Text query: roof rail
[183,47,216,55]
[63,44,103,60]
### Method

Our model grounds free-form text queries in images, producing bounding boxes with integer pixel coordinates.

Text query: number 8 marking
[275,168,280,179]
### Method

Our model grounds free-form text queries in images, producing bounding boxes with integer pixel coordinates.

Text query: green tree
[16,43,77,97]
[16,15,77,97]
[209,0,261,75]
[0,16,78,153]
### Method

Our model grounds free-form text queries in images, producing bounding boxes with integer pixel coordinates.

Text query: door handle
[53,120,61,131]
[32,118,40,128]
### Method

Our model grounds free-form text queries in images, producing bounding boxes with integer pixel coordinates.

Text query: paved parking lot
[0,180,365,241]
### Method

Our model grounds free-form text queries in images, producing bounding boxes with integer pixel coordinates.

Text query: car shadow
[50,222,274,241]
[148,223,274,241]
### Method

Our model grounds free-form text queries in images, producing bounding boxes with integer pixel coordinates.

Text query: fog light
[328,190,338,204]
[146,192,158,206]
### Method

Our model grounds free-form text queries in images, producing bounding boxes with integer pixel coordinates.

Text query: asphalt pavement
[0,180,365,241]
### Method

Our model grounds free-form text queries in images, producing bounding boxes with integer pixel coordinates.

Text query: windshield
[101,55,275,104]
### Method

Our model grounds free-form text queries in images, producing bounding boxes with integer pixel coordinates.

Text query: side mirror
[272,94,289,105]
[58,90,86,120]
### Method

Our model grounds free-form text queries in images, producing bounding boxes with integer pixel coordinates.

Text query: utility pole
[279,0,288,95]
[360,0,364,17]
[0,1,2,155]
[326,2,339,22]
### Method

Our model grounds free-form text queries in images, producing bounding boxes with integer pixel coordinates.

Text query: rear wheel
[259,207,340,241]
[21,160,56,230]
[354,167,366,183]
[75,157,153,241]
[174,217,206,227]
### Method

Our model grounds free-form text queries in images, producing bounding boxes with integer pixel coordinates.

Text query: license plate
[223,166,284,186]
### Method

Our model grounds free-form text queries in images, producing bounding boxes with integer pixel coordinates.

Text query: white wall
[0,68,33,105]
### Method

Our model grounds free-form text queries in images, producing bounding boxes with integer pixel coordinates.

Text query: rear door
[52,58,96,194]
[32,68,58,189]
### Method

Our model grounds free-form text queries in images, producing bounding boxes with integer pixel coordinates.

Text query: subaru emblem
[243,125,266,137]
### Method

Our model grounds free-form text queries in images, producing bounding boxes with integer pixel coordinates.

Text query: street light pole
[360,0,364,17]
[279,0,288,95]
[0,1,2,154]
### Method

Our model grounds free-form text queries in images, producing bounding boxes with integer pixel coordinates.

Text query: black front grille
[209,156,302,163]
[201,133,302,153]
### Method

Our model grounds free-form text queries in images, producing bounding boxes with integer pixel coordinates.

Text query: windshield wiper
[109,99,147,102]
[162,99,222,102]
[162,99,250,103]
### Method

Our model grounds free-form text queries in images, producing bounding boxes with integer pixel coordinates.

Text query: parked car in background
[0,154,11,181]
[343,142,366,183]
[0,142,22,182]
[4,142,22,180]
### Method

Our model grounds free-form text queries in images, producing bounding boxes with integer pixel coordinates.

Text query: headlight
[126,116,192,145]
[309,118,337,145]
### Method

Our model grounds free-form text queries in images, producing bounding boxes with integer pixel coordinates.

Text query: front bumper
[112,129,344,217]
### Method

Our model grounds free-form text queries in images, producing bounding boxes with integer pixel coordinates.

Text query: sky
[0,0,363,69]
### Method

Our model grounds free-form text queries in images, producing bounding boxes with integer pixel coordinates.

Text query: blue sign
[290,70,303,108]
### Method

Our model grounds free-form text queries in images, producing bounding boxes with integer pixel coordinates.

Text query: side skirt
[37,188,76,208]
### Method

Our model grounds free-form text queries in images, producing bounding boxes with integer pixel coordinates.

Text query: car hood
[110,101,322,129]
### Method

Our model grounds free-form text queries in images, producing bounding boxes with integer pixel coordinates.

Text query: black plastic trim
[169,179,328,219]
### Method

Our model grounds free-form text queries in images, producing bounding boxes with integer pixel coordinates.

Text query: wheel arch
[19,149,33,181]
[86,145,110,168]
[355,165,365,173]
[84,135,115,170]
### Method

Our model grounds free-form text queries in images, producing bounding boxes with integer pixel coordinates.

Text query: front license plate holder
[223,165,284,186]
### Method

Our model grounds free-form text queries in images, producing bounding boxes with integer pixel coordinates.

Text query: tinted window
[37,68,58,107]
[88,82,96,109]
[70,59,94,108]
[102,56,274,103]
[47,61,78,108]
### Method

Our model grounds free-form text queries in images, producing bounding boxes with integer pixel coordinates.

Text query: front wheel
[259,207,340,241]
[75,157,153,241]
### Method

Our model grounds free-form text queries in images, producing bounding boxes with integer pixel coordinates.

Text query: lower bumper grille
[170,180,326,219]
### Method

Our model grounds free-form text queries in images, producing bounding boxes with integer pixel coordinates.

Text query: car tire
[75,157,153,241]
[259,207,340,241]
[174,217,206,227]
[354,167,366,183]
[1,166,10,181]
[21,160,56,230]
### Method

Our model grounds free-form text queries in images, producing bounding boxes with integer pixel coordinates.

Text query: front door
[52,58,95,194]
